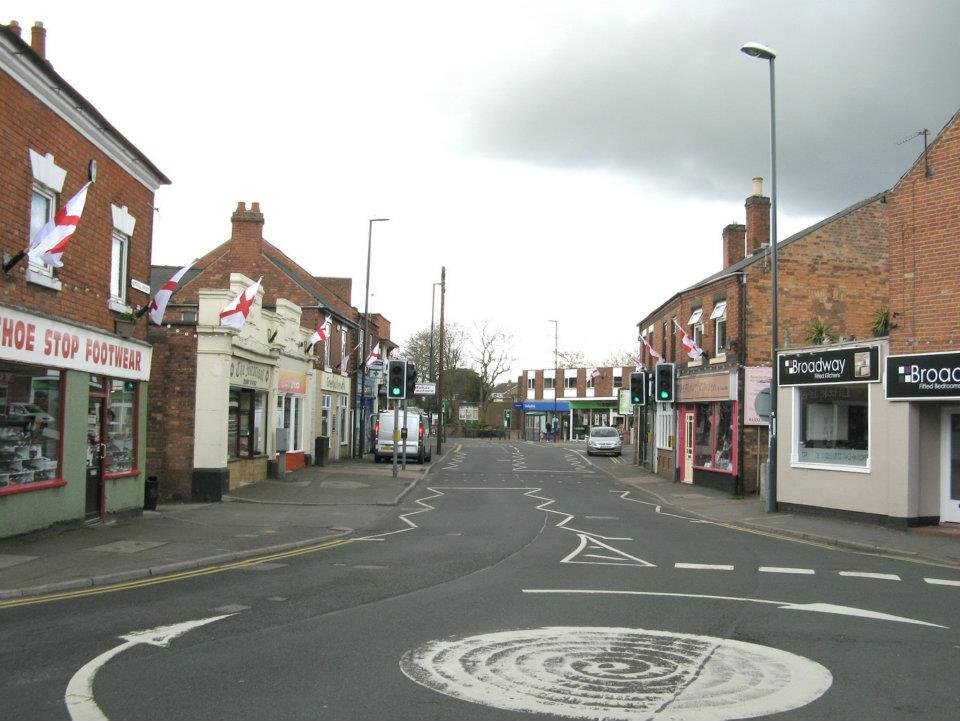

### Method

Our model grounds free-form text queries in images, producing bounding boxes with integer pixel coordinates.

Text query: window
[228,388,267,459]
[543,377,555,390]
[324,335,332,368]
[338,396,349,446]
[28,150,66,283]
[321,395,331,436]
[613,376,623,388]
[692,402,735,472]
[105,379,136,474]
[276,394,304,452]
[687,308,703,325]
[711,302,728,356]
[795,385,868,468]
[693,323,704,353]
[0,364,63,494]
[29,184,56,278]
[110,231,129,303]
[527,377,536,390]
[655,404,674,450]
[340,329,347,367]
[564,376,578,389]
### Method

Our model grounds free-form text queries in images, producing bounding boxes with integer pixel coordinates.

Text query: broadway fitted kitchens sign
[778,346,880,386]
[886,351,960,400]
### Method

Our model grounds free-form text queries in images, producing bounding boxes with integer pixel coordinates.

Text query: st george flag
[148,264,192,326]
[339,339,362,371]
[365,342,382,368]
[641,335,663,364]
[219,277,262,329]
[27,182,92,268]
[673,319,704,360]
[588,367,601,380]
[307,315,332,348]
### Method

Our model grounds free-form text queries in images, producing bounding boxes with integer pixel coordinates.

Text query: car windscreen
[590,427,619,437]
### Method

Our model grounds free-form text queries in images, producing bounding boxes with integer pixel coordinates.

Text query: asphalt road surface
[4,439,959,720]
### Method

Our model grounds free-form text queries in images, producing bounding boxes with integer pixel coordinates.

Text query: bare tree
[469,321,516,418]
[399,322,467,382]
[603,348,639,367]
[556,349,589,369]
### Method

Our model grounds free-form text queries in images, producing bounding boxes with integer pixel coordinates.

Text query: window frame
[228,388,267,460]
[110,229,130,304]
[792,384,870,472]
[29,183,57,279]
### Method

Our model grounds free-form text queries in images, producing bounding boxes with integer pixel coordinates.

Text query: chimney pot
[7,20,21,38]
[752,177,764,196]
[745,180,771,255]
[30,21,45,59]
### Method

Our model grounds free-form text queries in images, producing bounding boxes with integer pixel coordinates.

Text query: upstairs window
[110,231,129,304]
[28,150,66,284]
[564,376,578,389]
[527,377,535,390]
[543,377,555,390]
[711,302,728,356]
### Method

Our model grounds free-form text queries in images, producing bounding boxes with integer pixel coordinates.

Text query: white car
[373,408,432,464]
[586,426,622,456]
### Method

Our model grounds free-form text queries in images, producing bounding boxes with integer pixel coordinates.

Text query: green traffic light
[659,390,668,399]
[391,387,401,396]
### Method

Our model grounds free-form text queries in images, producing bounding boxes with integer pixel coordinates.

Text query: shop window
[692,403,735,472]
[106,379,136,474]
[228,388,266,459]
[795,385,868,468]
[655,404,673,450]
[0,363,62,493]
[321,394,331,436]
[277,394,304,452]
[338,396,349,446]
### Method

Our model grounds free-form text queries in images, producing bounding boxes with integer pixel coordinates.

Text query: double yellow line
[0,537,352,609]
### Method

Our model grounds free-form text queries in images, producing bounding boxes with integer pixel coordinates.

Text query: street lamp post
[741,41,779,513]
[549,320,558,441]
[429,281,441,435]
[357,217,389,459]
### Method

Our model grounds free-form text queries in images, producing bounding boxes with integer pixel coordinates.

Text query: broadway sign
[886,351,960,401]
[778,345,880,386]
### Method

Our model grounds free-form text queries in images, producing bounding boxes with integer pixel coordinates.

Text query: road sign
[414,382,436,395]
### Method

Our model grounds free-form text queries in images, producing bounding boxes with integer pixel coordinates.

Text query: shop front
[676,371,738,491]
[318,370,351,462]
[276,364,313,471]
[569,399,619,439]
[0,304,151,538]
[515,400,570,440]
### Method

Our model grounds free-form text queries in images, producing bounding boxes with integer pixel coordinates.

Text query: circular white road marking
[400,626,832,721]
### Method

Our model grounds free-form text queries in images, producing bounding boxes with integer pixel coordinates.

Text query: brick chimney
[230,201,265,256]
[722,223,747,268]
[7,21,21,38]
[745,176,771,255]
[30,21,45,59]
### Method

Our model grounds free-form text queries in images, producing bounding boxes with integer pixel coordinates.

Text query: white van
[373,407,432,464]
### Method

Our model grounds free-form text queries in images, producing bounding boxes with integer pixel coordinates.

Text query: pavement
[1,439,958,601]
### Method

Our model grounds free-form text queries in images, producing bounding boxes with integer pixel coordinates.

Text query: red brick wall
[0,73,156,340]
[886,112,960,355]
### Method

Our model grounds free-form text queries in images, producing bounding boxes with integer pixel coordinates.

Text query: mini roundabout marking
[400,626,832,721]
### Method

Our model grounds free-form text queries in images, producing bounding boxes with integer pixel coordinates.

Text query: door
[86,395,105,518]
[683,411,694,483]
[940,407,960,523]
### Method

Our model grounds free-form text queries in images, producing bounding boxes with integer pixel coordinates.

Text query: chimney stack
[745,176,771,255]
[30,21,45,59]
[230,201,266,253]
[7,21,21,38]
[722,223,747,268]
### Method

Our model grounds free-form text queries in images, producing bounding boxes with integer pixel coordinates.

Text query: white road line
[839,571,901,581]
[675,563,735,571]
[925,577,960,587]
[759,566,815,575]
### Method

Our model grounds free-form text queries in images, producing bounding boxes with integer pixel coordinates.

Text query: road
[3,439,959,720]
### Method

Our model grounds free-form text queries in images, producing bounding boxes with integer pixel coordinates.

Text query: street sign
[414,382,436,395]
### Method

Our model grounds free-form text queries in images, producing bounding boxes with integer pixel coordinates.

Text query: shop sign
[320,371,350,394]
[0,305,151,380]
[230,359,270,388]
[677,371,736,401]
[278,369,308,394]
[778,345,879,386]
[886,351,960,401]
[744,366,772,426]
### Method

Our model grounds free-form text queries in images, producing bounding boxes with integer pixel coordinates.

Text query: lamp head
[740,42,776,60]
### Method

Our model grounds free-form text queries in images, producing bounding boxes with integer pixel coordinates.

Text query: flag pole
[2,251,26,274]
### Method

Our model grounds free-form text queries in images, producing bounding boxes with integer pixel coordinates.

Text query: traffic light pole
[392,402,400,478]
[401,400,408,470]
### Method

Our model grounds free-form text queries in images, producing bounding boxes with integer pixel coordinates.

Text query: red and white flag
[365,342,381,368]
[27,182,92,268]
[339,339,363,371]
[219,277,262,329]
[148,264,192,326]
[588,367,601,380]
[641,335,663,364]
[673,319,704,360]
[308,315,332,348]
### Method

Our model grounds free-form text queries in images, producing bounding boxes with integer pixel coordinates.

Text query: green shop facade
[0,304,150,538]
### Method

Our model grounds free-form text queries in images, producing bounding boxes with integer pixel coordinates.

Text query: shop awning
[513,400,571,412]
[568,398,618,409]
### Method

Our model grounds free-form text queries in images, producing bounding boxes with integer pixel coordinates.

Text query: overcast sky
[14,1,960,381]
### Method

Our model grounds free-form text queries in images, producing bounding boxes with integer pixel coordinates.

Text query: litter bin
[315,436,330,466]
[144,475,159,511]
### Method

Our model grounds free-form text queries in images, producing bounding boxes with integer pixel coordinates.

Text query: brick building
[776,108,960,526]
[637,178,887,494]
[147,202,392,500]
[0,22,169,537]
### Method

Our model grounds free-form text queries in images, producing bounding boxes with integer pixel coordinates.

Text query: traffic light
[405,361,417,398]
[388,360,407,399]
[654,363,675,402]
[629,371,647,405]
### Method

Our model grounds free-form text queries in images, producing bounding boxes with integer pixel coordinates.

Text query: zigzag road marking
[610,490,714,523]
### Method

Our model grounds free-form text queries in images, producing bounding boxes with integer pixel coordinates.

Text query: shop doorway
[86,394,105,518]
[940,407,960,524]
[683,411,694,483]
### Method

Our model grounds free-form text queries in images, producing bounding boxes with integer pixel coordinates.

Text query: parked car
[374,407,432,464]
[586,425,622,456]
[6,403,55,428]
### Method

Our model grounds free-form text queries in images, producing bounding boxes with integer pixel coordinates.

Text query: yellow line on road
[0,537,352,610]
